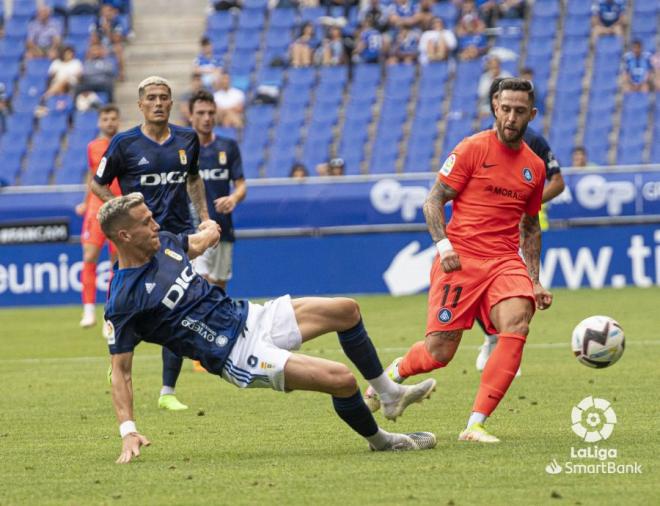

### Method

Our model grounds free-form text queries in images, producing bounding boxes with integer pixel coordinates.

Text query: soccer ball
[571,315,625,368]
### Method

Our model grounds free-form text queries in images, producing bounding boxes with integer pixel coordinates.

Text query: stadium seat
[207,12,235,33]
[566,0,592,16]
[319,65,348,86]
[563,15,590,37]
[68,15,95,36]
[431,1,458,27]
[532,0,560,19]
[269,8,297,29]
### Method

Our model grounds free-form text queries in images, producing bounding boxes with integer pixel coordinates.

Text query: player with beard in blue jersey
[98,193,438,463]
[188,90,246,291]
[91,76,209,412]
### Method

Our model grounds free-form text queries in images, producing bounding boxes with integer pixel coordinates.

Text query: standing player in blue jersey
[474,76,565,373]
[98,194,438,463]
[90,76,209,411]
[188,90,246,291]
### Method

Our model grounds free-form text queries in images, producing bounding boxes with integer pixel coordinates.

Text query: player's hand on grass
[116,433,150,464]
[533,282,553,310]
[214,195,236,214]
[441,250,462,273]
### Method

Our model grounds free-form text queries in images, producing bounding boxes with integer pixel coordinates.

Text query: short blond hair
[98,192,145,239]
[138,76,172,98]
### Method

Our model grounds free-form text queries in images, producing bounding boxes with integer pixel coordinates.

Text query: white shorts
[194,242,233,282]
[221,295,302,391]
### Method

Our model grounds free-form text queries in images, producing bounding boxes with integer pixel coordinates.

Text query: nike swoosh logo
[482,163,497,168]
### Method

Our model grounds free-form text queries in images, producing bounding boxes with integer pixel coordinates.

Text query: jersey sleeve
[229,140,244,181]
[533,133,561,180]
[104,312,138,354]
[187,134,200,176]
[93,136,123,186]
[161,230,189,254]
[525,160,546,216]
[437,138,478,193]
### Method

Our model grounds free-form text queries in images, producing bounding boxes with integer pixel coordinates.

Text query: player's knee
[337,297,361,328]
[499,317,530,337]
[332,364,358,397]
[426,333,460,363]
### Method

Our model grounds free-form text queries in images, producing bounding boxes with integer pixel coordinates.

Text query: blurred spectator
[622,40,654,93]
[26,5,62,59]
[0,83,8,135]
[499,0,526,19]
[75,42,117,103]
[91,4,126,80]
[358,0,390,32]
[476,0,499,28]
[388,27,419,64]
[418,17,457,65]
[213,73,245,128]
[478,56,511,118]
[44,46,83,98]
[456,12,488,61]
[591,0,626,39]
[572,147,594,168]
[291,22,318,67]
[412,0,435,31]
[354,18,386,63]
[70,1,101,16]
[328,157,345,176]
[320,26,348,65]
[214,0,241,10]
[290,162,309,178]
[315,162,330,176]
[520,67,544,114]
[194,37,223,89]
[179,73,204,125]
[386,0,419,29]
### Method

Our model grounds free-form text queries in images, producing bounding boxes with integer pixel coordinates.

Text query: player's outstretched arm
[90,179,117,203]
[423,180,461,272]
[188,220,221,259]
[187,173,210,222]
[111,352,150,464]
[542,173,565,203]
[521,213,552,310]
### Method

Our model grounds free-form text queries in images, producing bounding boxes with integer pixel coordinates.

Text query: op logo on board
[437,308,452,323]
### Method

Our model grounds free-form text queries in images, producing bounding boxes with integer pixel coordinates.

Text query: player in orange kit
[366,79,553,442]
[75,104,122,327]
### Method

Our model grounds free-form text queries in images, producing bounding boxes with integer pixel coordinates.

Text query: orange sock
[473,333,525,416]
[397,341,446,379]
[81,262,97,305]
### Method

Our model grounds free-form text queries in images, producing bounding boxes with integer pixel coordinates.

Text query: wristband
[119,420,137,438]
[435,239,454,259]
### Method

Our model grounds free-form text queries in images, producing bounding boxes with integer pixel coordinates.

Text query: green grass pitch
[1,287,658,505]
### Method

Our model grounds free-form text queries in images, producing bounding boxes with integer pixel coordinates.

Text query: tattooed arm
[186,173,209,222]
[423,180,461,272]
[521,213,553,309]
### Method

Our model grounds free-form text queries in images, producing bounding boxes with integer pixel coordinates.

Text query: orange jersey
[438,130,545,259]
[86,137,121,215]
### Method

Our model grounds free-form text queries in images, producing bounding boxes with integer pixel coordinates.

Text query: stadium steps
[398,68,420,172]
[114,0,208,125]
[432,65,456,170]
[362,71,385,174]
[545,0,569,146]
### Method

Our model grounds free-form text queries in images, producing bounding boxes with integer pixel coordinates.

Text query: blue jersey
[360,28,383,62]
[199,135,244,243]
[623,51,653,85]
[592,0,625,27]
[523,127,561,181]
[94,124,200,234]
[104,232,248,374]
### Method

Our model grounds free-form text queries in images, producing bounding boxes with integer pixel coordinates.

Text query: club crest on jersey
[178,149,187,165]
[96,157,107,177]
[164,248,183,262]
[437,308,452,323]
[218,151,227,165]
[522,167,533,182]
[440,154,456,176]
[215,335,229,347]
[103,320,115,345]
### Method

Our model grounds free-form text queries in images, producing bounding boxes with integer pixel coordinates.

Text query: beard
[497,120,528,144]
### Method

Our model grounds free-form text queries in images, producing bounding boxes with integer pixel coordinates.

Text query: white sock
[367,372,402,404]
[83,303,95,316]
[484,334,498,345]
[467,411,487,429]
[160,386,175,396]
[365,428,393,450]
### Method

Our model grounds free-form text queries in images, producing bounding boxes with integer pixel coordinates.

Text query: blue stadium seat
[39,114,68,135]
[269,8,297,29]
[264,27,292,50]
[595,36,623,57]
[22,150,57,186]
[238,10,265,30]
[256,66,284,87]
[68,14,95,36]
[302,138,330,168]
[207,12,235,33]
[386,63,415,85]
[25,58,51,78]
[319,65,348,86]
[32,132,62,151]
[264,152,296,178]
[562,36,589,57]
[246,105,275,128]
[526,36,554,58]
[243,0,268,9]
[353,64,381,86]
[288,67,316,87]
[431,1,458,27]
[532,0,560,19]
[563,15,590,37]
[315,84,343,105]
[55,147,88,184]
[241,151,263,178]
[6,113,34,135]
[566,0,592,17]
[0,150,23,184]
[300,7,324,24]
[234,29,261,51]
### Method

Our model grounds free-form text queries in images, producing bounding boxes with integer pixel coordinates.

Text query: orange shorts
[81,211,116,254]
[426,254,535,335]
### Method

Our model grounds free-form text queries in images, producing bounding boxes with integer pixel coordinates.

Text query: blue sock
[332,391,379,437]
[337,319,383,380]
[162,347,183,388]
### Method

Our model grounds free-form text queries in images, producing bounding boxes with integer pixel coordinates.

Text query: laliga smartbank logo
[544,396,642,475]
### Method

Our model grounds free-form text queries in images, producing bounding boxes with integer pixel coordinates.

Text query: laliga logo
[571,396,617,443]
[370,179,429,222]
[574,175,635,215]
